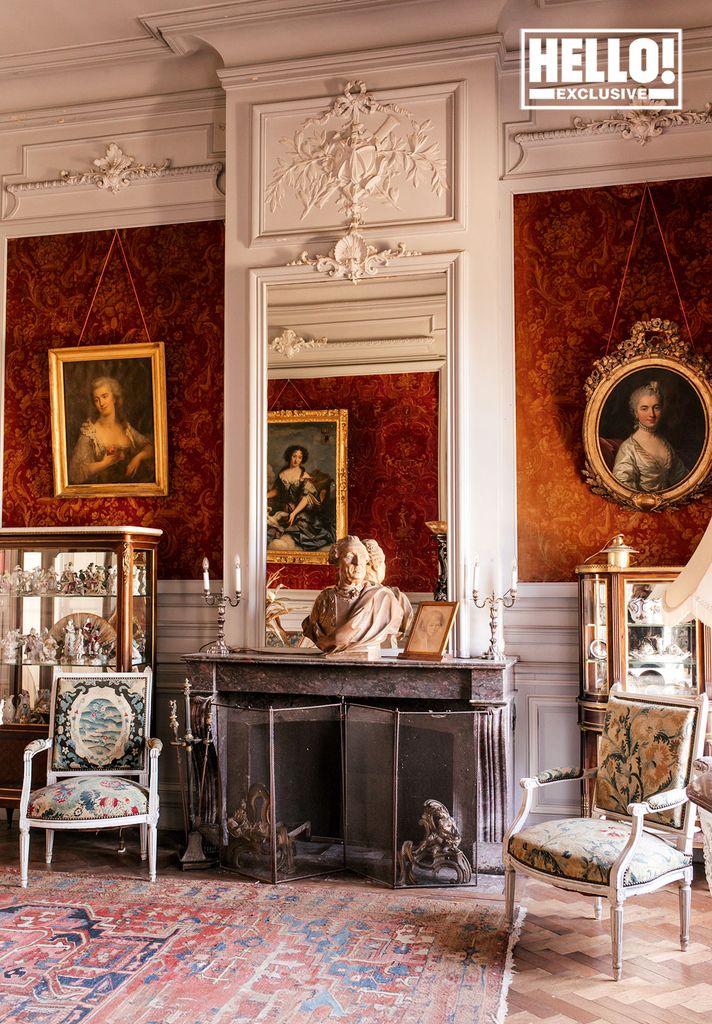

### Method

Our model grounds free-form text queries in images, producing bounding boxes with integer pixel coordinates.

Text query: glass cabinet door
[581,573,609,695]
[0,546,120,720]
[624,577,698,694]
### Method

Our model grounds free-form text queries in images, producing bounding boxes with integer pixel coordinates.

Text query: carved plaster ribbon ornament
[268,80,445,282]
[268,327,327,359]
[515,104,712,148]
[5,142,224,204]
[60,142,170,193]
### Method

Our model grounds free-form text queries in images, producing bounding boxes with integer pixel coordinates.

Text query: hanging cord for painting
[269,378,311,411]
[77,228,153,344]
[604,183,695,355]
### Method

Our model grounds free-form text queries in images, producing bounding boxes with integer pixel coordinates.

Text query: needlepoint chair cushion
[508,817,691,886]
[595,694,696,829]
[27,776,149,822]
[52,675,149,772]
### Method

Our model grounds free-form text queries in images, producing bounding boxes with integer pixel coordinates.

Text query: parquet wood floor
[0,824,709,1023]
[507,868,712,1024]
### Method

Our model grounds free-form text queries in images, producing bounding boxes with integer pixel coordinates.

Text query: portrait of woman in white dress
[598,368,706,497]
[49,342,168,497]
[611,380,687,493]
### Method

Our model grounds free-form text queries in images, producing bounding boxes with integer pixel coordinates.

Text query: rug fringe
[494,906,526,1024]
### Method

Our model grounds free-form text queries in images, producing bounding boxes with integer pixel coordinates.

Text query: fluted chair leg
[504,865,516,928]
[610,898,624,981]
[148,823,157,882]
[140,823,148,861]
[679,875,691,951]
[45,829,55,864]
[19,827,30,888]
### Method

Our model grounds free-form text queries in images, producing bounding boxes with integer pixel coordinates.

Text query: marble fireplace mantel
[183,650,517,847]
[182,650,516,706]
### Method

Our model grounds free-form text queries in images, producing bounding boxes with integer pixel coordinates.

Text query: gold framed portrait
[267,408,348,564]
[401,600,459,661]
[48,341,169,498]
[582,319,712,511]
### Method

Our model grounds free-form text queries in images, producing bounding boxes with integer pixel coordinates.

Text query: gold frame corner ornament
[266,408,348,565]
[582,318,712,511]
[48,340,169,498]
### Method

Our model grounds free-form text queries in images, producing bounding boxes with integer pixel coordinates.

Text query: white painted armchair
[19,669,161,886]
[503,686,708,981]
[687,755,712,896]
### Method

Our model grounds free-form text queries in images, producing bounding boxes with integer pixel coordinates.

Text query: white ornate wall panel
[2,123,224,226]
[500,44,712,188]
[251,81,462,243]
[0,90,225,230]
[526,696,581,817]
[505,584,581,823]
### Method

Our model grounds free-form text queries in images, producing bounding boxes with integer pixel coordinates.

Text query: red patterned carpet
[0,871,523,1023]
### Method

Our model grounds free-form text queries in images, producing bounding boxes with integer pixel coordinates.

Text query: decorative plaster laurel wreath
[266,80,448,282]
[582,318,712,511]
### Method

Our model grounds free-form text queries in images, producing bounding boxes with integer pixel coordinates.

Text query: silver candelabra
[472,584,517,660]
[201,556,241,655]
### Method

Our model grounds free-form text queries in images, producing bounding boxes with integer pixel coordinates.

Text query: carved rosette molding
[514,104,712,147]
[268,328,327,359]
[6,142,224,200]
[270,80,442,282]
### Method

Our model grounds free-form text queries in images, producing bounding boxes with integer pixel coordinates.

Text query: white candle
[234,554,242,594]
[202,557,210,594]
[473,555,480,593]
[511,559,518,593]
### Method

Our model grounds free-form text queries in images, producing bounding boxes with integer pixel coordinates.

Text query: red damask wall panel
[3,223,224,579]
[268,372,440,593]
[515,178,712,582]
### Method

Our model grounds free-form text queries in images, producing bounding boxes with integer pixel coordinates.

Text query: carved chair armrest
[627,788,688,816]
[23,737,52,762]
[147,737,163,758]
[693,756,712,773]
[533,766,597,787]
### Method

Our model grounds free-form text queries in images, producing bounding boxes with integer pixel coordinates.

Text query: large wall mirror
[247,253,464,653]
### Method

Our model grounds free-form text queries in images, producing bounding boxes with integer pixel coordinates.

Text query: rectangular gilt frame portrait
[267,408,348,564]
[48,341,168,498]
[401,600,459,661]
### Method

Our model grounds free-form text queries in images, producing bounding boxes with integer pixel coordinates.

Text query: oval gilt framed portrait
[582,319,712,511]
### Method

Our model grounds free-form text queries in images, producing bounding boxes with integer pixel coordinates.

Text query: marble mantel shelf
[182,650,517,706]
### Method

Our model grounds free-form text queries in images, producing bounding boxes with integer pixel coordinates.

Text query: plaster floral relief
[514,178,712,582]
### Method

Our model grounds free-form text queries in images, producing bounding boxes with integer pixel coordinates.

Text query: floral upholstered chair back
[594,691,697,831]
[48,672,151,781]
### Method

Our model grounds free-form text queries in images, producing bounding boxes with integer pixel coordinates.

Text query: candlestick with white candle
[511,560,518,593]
[473,555,480,595]
[234,555,242,594]
[202,557,210,594]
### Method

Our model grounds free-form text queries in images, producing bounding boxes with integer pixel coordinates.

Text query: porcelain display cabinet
[0,525,161,816]
[576,562,712,812]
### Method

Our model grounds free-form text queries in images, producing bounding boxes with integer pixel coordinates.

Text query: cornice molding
[218,35,503,89]
[141,0,442,55]
[0,87,225,132]
[0,36,165,79]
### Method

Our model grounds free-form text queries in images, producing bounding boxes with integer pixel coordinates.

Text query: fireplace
[185,650,515,886]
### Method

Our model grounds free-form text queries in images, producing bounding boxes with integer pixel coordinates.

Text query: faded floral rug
[0,872,524,1023]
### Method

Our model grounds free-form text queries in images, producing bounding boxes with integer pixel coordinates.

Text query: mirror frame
[245,251,468,654]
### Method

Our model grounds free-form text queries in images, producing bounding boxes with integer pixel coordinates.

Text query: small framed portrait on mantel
[582,319,712,511]
[48,341,169,498]
[267,408,348,564]
[400,600,459,661]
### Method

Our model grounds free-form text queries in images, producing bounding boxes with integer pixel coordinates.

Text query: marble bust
[301,535,404,659]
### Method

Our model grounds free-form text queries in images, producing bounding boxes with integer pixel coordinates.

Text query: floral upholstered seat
[509,817,690,886]
[503,686,708,982]
[27,776,149,821]
[19,669,161,887]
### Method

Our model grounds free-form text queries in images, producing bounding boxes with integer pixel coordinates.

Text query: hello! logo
[521,29,682,110]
